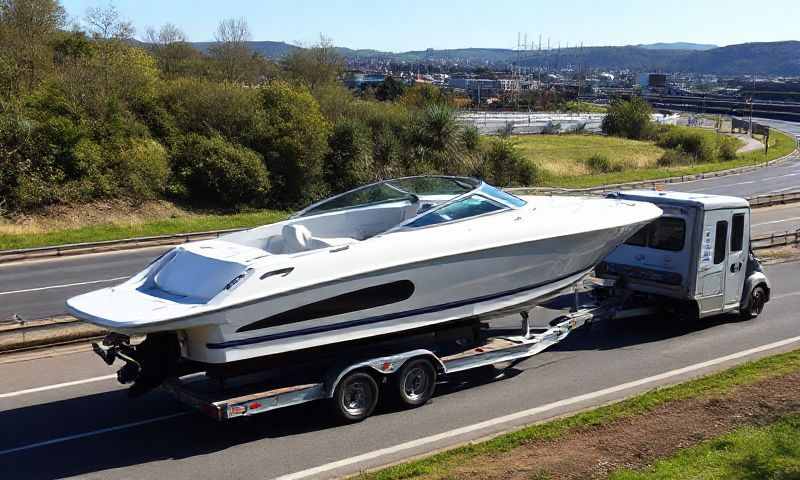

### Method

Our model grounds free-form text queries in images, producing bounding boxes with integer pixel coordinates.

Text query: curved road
[0,118,798,479]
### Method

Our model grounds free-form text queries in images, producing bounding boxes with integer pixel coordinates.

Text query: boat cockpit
[227,176,528,255]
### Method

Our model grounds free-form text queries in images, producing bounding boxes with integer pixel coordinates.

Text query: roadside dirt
[444,371,800,480]
[0,199,191,234]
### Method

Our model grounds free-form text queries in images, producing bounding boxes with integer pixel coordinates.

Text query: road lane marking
[0,276,129,296]
[4,335,800,461]
[0,413,189,456]
[768,186,800,193]
[0,374,117,399]
[273,334,800,480]
[751,216,800,227]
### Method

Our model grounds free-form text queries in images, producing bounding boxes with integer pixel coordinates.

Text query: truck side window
[714,221,728,264]
[648,217,685,251]
[731,213,745,252]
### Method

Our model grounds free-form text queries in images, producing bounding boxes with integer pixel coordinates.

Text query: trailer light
[382,362,391,371]
[249,402,262,410]
[229,405,246,416]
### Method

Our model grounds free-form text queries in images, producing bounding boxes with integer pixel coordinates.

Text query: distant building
[344,72,387,90]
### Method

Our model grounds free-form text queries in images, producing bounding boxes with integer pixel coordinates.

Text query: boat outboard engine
[93,332,181,397]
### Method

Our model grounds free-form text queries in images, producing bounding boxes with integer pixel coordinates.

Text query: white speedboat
[67,177,660,388]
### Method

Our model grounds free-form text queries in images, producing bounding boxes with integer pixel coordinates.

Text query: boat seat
[281,224,355,254]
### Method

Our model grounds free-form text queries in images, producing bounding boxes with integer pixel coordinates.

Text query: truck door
[698,210,730,314]
[724,209,750,308]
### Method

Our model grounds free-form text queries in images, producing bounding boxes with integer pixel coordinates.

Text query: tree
[601,97,654,140]
[375,76,406,102]
[84,3,135,40]
[282,35,344,90]
[209,17,254,83]
[144,23,201,78]
[250,80,331,207]
[324,119,375,193]
[0,0,66,94]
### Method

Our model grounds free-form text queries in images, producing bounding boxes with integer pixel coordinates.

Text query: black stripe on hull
[206,267,588,350]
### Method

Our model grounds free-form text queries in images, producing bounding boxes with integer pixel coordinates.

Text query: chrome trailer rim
[341,378,373,417]
[403,366,431,402]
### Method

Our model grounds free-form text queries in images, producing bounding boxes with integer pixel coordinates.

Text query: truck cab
[600,190,770,319]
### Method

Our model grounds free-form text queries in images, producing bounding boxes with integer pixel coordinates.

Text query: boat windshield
[294,176,480,218]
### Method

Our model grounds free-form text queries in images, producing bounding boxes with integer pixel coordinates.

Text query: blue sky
[61,0,799,51]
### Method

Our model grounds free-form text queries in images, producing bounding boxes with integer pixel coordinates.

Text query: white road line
[769,186,800,193]
[0,374,117,399]
[0,413,189,456]
[273,334,800,480]
[4,335,800,464]
[0,276,128,296]
[751,216,800,227]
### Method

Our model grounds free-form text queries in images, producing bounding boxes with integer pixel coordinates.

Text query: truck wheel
[333,371,379,423]
[741,286,767,320]
[394,358,437,408]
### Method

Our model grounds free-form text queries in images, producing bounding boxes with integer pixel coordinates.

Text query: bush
[171,134,270,208]
[657,126,718,163]
[480,137,539,187]
[718,135,740,160]
[657,146,692,167]
[584,153,623,173]
[252,80,331,208]
[601,97,654,140]
[324,119,375,193]
[461,125,480,152]
[116,138,170,201]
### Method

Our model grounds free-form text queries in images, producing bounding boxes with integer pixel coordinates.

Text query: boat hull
[181,225,635,363]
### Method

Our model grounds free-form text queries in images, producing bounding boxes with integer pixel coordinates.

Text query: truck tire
[332,371,379,422]
[394,358,437,408]
[741,285,767,320]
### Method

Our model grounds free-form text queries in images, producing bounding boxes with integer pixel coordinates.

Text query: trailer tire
[394,358,437,408]
[332,371,379,423]
[741,285,767,320]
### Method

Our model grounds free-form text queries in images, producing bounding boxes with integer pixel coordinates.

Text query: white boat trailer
[161,278,642,423]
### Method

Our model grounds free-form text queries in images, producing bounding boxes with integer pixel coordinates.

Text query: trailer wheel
[741,285,767,319]
[333,371,379,423]
[394,358,437,408]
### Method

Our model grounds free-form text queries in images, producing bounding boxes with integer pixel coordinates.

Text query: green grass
[512,134,667,178]
[537,129,796,189]
[610,414,800,480]
[0,210,288,250]
[358,348,800,480]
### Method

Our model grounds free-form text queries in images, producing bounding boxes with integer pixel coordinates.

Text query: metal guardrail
[752,228,800,251]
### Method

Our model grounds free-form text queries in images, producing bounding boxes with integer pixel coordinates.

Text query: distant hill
[673,41,800,75]
[637,42,718,51]
[185,40,800,75]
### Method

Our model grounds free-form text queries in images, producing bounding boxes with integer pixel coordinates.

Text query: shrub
[252,80,331,208]
[324,119,375,193]
[718,135,740,160]
[158,77,261,141]
[657,146,692,167]
[171,134,270,208]
[657,127,717,163]
[584,153,622,173]
[480,137,539,187]
[116,138,170,201]
[602,97,654,140]
[461,125,480,152]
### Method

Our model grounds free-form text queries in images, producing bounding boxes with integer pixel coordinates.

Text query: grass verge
[358,347,800,480]
[609,414,800,479]
[541,129,796,189]
[0,210,288,250]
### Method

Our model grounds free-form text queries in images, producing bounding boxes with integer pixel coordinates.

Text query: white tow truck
[151,191,770,423]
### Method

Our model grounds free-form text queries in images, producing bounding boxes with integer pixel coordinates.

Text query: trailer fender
[324,349,444,398]
[741,271,771,310]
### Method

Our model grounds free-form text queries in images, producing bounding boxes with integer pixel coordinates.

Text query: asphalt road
[1,260,799,480]
[1,204,798,322]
